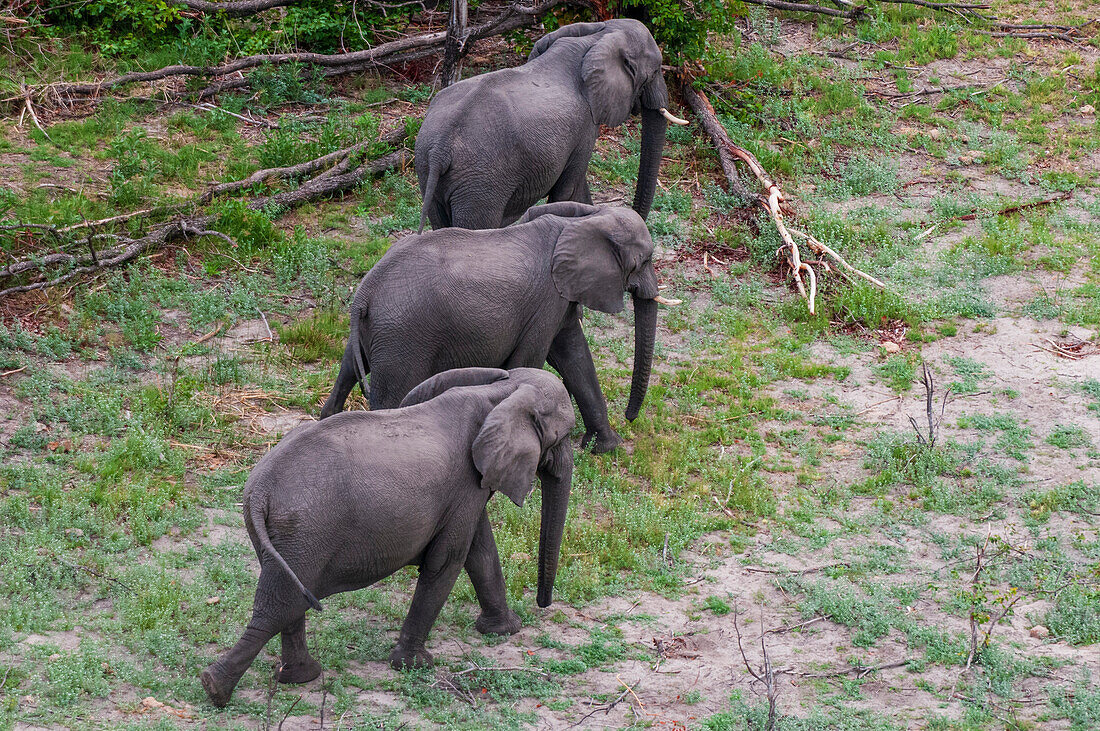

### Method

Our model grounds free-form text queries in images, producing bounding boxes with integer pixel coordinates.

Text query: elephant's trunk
[625,293,657,421]
[536,453,572,608]
[632,107,667,221]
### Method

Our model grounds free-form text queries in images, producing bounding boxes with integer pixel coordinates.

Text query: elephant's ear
[528,22,606,61]
[472,386,543,507]
[400,368,510,407]
[516,202,601,225]
[551,219,626,314]
[581,33,635,127]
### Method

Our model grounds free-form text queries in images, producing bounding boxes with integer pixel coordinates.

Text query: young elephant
[201,367,574,708]
[319,202,661,453]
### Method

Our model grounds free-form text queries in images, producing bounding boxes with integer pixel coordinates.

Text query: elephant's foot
[389,643,434,671]
[200,664,236,708]
[582,429,623,454]
[276,657,322,685]
[475,609,522,636]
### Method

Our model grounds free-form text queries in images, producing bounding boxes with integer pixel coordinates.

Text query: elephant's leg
[201,569,308,707]
[549,144,595,206]
[548,167,593,206]
[368,362,431,410]
[451,195,509,230]
[465,509,521,635]
[319,339,360,419]
[201,621,279,707]
[546,318,622,453]
[276,615,322,684]
[389,536,471,670]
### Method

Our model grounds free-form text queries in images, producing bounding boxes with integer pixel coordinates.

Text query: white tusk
[654,295,682,306]
[659,107,689,125]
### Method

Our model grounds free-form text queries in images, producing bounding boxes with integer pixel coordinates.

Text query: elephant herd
[201,19,687,707]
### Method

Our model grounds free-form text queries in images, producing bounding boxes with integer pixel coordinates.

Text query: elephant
[201,367,575,708]
[414,18,688,231]
[319,202,663,453]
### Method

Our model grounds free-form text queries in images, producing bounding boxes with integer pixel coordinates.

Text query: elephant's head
[528,19,687,220]
[521,202,659,423]
[401,367,575,608]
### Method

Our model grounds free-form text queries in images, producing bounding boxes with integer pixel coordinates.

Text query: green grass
[3,9,1099,728]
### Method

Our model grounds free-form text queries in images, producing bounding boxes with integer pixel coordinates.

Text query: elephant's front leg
[276,616,322,684]
[547,318,622,453]
[389,535,472,670]
[465,509,521,635]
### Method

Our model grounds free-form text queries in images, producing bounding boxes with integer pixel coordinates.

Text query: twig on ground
[907,362,947,448]
[257,309,274,342]
[23,93,51,141]
[451,664,552,680]
[277,695,304,731]
[766,616,825,634]
[795,659,910,678]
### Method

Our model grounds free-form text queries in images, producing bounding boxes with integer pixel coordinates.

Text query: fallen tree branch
[0,130,410,297]
[679,71,885,314]
[202,126,408,201]
[740,0,863,18]
[168,0,299,16]
[22,0,574,106]
[677,79,753,201]
[873,0,989,9]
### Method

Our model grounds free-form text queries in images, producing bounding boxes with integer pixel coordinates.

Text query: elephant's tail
[249,494,323,612]
[418,152,445,233]
[349,302,370,397]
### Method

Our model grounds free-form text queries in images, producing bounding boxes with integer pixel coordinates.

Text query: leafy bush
[611,0,737,65]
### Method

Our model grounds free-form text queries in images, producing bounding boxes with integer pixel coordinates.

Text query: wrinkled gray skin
[201,367,575,708]
[415,19,669,230]
[319,202,659,454]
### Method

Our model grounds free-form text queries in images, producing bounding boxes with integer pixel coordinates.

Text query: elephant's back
[368,232,553,346]
[256,413,476,583]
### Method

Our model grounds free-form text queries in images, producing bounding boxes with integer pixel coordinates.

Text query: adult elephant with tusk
[415,18,688,231]
[320,202,664,453]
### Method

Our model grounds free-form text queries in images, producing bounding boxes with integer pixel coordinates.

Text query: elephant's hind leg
[320,339,361,419]
[201,619,281,708]
[202,569,313,707]
[389,534,472,670]
[277,615,322,684]
[465,509,521,635]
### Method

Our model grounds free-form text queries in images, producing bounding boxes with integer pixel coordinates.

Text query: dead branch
[740,0,863,18]
[680,71,884,314]
[796,659,910,678]
[0,130,409,297]
[202,126,407,202]
[907,362,947,448]
[733,607,778,731]
[451,664,552,680]
[439,0,469,88]
[22,0,573,106]
[677,78,754,201]
[169,0,299,16]
[874,0,989,9]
